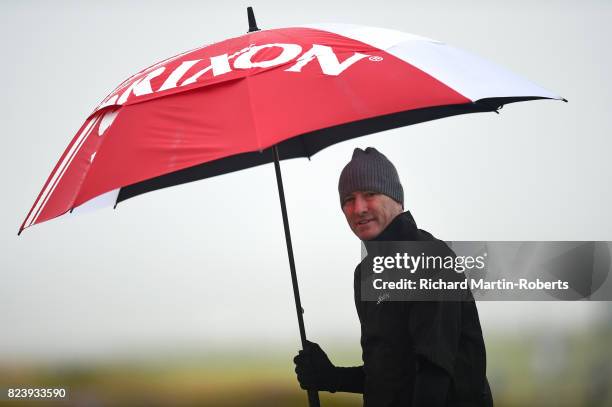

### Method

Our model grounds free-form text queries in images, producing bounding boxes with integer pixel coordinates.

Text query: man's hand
[293,340,338,392]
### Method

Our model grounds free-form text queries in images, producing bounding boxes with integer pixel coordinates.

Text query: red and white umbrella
[20,19,563,233]
[19,9,564,406]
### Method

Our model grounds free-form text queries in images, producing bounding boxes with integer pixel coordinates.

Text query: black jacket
[338,211,492,407]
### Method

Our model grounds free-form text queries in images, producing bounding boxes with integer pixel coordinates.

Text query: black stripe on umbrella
[116,97,541,204]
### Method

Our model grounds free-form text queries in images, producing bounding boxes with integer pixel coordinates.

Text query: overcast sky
[1,0,611,362]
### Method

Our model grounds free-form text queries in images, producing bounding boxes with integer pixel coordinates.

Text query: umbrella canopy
[20,22,563,233]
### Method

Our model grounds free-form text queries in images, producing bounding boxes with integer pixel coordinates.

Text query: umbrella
[19,7,564,406]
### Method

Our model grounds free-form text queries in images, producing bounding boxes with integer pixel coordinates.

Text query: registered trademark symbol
[369,56,383,62]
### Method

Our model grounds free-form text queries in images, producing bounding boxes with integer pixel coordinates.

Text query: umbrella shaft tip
[247,6,260,32]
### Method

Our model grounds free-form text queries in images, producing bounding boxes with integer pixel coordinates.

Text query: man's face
[341,191,403,241]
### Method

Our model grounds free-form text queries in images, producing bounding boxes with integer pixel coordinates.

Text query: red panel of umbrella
[19,8,564,406]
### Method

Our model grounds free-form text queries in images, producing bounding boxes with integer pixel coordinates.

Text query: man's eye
[365,192,377,197]
[343,197,355,205]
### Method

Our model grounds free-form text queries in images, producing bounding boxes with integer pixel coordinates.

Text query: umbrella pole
[272,145,321,407]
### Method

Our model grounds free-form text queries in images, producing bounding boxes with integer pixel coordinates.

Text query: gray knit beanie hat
[338,147,403,206]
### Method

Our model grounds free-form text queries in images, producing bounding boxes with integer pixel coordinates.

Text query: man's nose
[354,195,368,214]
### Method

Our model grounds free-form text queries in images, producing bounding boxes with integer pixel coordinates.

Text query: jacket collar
[369,210,420,243]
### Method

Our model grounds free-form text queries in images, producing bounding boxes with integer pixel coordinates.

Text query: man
[294,147,493,406]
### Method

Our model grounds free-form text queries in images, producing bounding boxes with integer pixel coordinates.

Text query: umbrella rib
[242,74,262,152]
[69,108,122,213]
[26,113,103,229]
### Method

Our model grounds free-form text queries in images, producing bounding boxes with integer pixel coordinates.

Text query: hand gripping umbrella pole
[247,7,321,407]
